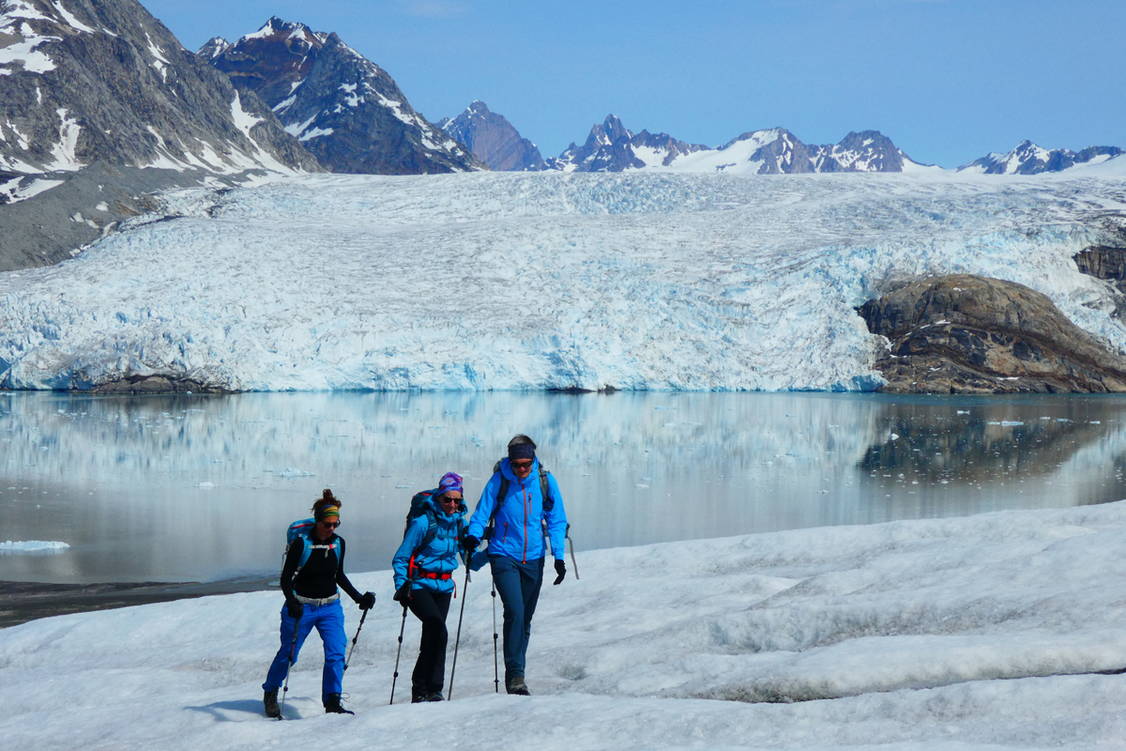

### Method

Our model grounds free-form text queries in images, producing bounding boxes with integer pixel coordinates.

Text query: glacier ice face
[0,171,1125,391]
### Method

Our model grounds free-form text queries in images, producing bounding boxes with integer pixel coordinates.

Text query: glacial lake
[1,390,1125,585]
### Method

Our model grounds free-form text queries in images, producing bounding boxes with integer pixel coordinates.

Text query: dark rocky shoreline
[0,576,275,629]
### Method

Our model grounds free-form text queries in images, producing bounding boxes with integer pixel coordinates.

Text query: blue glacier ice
[0,170,1124,391]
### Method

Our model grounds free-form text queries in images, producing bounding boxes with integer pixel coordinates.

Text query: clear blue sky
[140,0,1126,168]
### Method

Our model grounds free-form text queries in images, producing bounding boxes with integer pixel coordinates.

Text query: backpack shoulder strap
[293,534,313,574]
[539,465,553,512]
[487,463,508,537]
[417,509,438,552]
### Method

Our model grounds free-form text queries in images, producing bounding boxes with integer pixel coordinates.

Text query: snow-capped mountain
[0,0,317,181]
[548,115,708,172]
[439,100,544,171]
[547,117,929,174]
[960,140,1124,175]
[206,18,481,175]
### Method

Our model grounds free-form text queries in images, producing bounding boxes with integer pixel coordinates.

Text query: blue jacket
[467,457,568,564]
[392,494,466,594]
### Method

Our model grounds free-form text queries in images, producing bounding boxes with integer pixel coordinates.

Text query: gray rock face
[207,17,481,174]
[816,130,906,172]
[960,140,1124,174]
[0,0,318,176]
[547,114,707,171]
[1074,245,1126,319]
[439,101,544,171]
[858,274,1126,393]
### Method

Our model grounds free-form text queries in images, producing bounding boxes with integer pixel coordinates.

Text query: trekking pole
[447,567,472,699]
[343,607,369,672]
[491,574,499,693]
[389,604,409,704]
[566,524,580,580]
[278,624,300,721]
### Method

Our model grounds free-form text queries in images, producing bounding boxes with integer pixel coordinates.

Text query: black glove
[286,599,303,620]
[462,535,480,554]
[552,559,566,585]
[358,591,376,610]
[393,583,412,604]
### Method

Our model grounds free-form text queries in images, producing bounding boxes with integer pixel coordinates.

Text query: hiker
[262,489,375,717]
[463,434,569,695]
[391,471,468,703]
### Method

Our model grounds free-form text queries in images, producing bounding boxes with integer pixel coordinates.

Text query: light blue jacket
[467,457,568,564]
[392,495,466,595]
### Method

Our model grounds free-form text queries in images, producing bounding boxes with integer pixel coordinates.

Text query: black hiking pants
[408,587,452,697]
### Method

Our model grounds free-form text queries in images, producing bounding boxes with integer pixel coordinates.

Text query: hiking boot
[426,691,444,702]
[323,694,355,714]
[263,689,280,718]
[505,675,530,695]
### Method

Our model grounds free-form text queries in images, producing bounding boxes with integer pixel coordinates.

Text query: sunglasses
[318,520,340,528]
[440,495,462,504]
[511,460,533,469]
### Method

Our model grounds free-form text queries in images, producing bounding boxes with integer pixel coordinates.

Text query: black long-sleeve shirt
[280,533,362,603]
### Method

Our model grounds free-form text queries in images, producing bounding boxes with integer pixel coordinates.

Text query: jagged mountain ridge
[205,17,481,175]
[959,140,1124,175]
[438,100,544,171]
[0,0,317,180]
[543,115,928,174]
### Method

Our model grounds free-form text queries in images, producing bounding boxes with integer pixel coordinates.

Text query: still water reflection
[1,391,1124,584]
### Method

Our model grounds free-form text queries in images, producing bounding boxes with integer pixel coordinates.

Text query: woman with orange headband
[262,489,375,717]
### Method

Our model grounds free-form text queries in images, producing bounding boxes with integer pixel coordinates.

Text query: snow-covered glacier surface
[1,171,1125,391]
[2,502,1126,748]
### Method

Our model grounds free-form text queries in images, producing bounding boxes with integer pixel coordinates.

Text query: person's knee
[421,615,447,632]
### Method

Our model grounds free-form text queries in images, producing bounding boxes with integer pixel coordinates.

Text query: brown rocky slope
[857,274,1126,394]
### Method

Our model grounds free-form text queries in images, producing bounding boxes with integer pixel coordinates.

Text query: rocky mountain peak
[197,36,231,60]
[207,17,480,174]
[959,140,1123,175]
[439,100,544,171]
[0,0,317,178]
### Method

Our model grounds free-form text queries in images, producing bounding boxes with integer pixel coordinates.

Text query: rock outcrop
[858,274,1126,393]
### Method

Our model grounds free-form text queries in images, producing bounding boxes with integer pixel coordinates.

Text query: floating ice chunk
[0,540,69,554]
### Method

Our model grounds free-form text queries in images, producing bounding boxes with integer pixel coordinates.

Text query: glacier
[2,502,1126,747]
[1,170,1125,391]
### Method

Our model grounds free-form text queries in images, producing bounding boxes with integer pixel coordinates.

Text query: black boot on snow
[411,688,427,703]
[263,689,280,718]
[323,694,355,714]
[505,676,530,695]
[426,692,445,702]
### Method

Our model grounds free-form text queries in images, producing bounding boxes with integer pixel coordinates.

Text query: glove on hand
[552,558,566,585]
[358,591,376,610]
[286,599,303,620]
[393,583,412,604]
[462,535,480,554]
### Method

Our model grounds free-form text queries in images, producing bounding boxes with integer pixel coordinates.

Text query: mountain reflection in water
[1,391,1124,584]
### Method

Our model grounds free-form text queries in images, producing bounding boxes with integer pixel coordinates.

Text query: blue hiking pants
[490,555,544,679]
[263,599,346,703]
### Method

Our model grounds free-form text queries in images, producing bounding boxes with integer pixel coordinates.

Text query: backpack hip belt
[294,592,340,606]
[413,570,453,581]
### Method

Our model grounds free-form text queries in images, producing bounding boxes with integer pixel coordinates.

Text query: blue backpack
[284,517,342,575]
[404,489,467,553]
